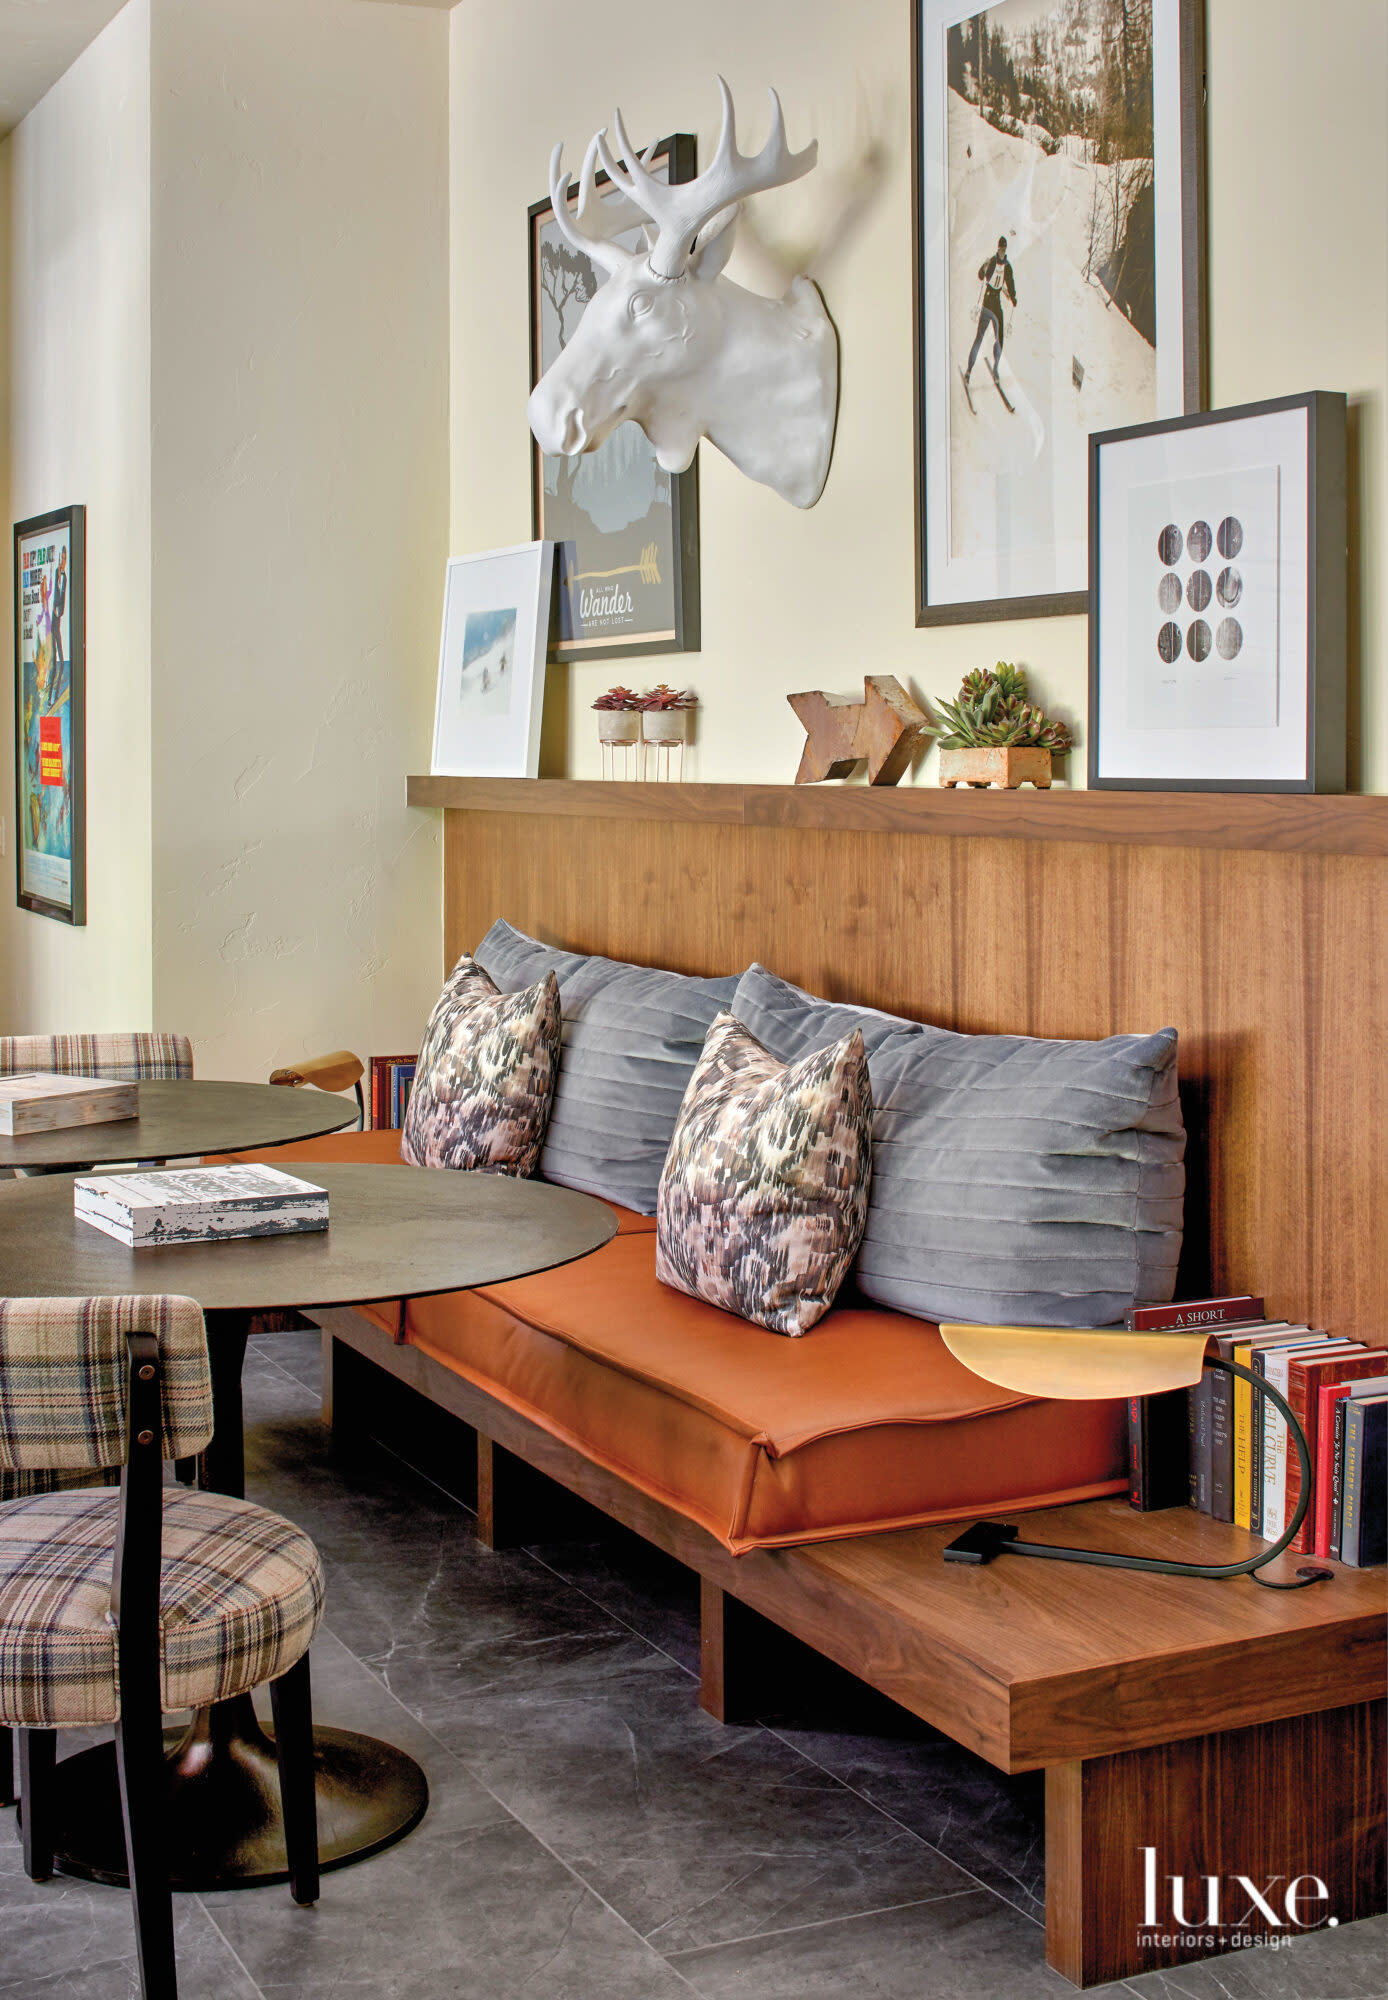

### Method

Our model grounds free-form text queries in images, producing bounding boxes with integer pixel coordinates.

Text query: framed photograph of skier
[429,542,555,779]
[529,133,701,663]
[912,0,1207,626]
[1088,392,1347,791]
[13,505,86,925]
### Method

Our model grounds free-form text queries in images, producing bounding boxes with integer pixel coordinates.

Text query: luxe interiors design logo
[1139,1849,1340,1953]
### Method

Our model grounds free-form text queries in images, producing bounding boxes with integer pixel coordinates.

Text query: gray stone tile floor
[3,1327,1383,1999]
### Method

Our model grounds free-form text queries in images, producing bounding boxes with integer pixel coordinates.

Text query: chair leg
[270,1653,319,1906]
[1,1724,13,1808]
[115,1701,178,2000]
[18,1729,56,1879]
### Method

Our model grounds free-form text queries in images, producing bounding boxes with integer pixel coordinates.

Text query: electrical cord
[947,1358,1336,1589]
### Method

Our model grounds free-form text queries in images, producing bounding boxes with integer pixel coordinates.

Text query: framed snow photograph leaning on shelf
[1088,392,1347,791]
[430,543,554,779]
[913,0,1206,625]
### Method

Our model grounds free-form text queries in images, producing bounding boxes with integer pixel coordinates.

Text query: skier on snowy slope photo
[962,235,1017,404]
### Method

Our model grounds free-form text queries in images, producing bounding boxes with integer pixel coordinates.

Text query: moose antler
[548,132,658,276]
[597,76,818,281]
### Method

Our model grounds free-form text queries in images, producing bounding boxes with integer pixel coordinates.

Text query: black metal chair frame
[3,1331,319,2000]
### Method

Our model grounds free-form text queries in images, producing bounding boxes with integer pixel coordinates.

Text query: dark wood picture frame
[1087,390,1347,792]
[13,504,86,925]
[911,0,1208,628]
[528,133,700,663]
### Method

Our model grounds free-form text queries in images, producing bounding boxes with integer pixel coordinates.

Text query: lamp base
[939,1361,1335,1589]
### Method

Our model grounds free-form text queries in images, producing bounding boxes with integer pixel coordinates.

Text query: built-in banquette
[246,779,1387,1988]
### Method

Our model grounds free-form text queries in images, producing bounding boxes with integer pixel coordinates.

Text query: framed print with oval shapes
[1088,391,1346,791]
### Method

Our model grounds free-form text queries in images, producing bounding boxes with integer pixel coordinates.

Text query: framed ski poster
[13,505,86,925]
[912,0,1207,625]
[528,134,701,663]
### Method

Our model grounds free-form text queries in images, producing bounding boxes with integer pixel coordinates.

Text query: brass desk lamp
[938,1323,1334,1592]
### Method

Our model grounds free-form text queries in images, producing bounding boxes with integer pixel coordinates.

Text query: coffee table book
[73,1165,328,1248]
[0,1072,137,1135]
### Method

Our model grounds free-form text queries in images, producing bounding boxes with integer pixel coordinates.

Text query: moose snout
[527,380,590,458]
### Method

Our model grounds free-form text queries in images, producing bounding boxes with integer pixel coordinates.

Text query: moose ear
[689,204,740,282]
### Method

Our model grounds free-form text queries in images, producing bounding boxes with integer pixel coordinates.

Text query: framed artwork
[430,542,554,778]
[14,505,86,924]
[912,0,1207,625]
[1088,391,1347,791]
[529,134,700,662]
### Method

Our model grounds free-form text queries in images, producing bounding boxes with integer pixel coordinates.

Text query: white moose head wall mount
[527,79,840,510]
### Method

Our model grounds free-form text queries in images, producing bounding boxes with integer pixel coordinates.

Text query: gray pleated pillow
[473,920,739,1214]
[731,964,1185,1328]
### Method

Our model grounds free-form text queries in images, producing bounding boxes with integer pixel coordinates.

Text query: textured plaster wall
[148,0,448,1080]
[0,0,153,1031]
[449,0,1388,793]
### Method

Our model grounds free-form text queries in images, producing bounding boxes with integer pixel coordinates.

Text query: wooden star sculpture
[787,675,931,785]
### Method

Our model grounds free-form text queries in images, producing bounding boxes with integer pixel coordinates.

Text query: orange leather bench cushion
[223,1129,1124,1553]
[365,1234,1126,1554]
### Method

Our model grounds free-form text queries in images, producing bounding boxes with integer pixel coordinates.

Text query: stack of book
[1125,1295,1386,1566]
[369,1054,417,1131]
[0,1071,137,1134]
[74,1165,328,1248]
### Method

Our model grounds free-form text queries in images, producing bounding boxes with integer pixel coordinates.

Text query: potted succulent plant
[932,663,1072,790]
[592,686,642,745]
[637,684,698,745]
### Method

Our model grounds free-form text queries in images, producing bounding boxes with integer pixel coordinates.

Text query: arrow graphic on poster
[571,542,661,587]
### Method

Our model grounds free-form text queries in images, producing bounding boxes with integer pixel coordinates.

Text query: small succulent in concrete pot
[933,663,1071,790]
[637,684,698,745]
[593,686,642,745]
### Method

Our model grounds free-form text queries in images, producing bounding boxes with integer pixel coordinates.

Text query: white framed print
[912,0,1207,626]
[430,542,554,778]
[1088,392,1347,791]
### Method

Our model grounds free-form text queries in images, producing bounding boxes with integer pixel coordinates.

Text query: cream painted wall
[148,0,448,1080]
[449,0,1388,793]
[1,0,153,1031]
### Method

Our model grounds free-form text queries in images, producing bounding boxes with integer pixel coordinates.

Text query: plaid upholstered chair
[0,1295,324,2000]
[0,1034,198,1808]
[0,1031,194,1085]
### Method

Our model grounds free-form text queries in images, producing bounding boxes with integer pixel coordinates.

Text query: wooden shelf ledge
[407,775,1388,857]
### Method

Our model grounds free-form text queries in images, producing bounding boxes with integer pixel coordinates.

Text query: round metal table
[0,1077,358,1172]
[0,1163,616,1890]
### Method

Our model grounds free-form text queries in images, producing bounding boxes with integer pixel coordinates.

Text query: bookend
[943,1359,1337,1591]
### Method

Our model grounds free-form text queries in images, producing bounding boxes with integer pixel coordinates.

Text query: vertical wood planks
[443,809,1385,1344]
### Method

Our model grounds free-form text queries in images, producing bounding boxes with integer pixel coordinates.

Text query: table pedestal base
[50,1694,428,1890]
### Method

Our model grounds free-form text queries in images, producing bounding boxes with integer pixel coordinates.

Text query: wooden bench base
[317,1310,1386,1987]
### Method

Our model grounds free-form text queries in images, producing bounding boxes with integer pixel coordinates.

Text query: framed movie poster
[13,505,85,924]
[913,0,1207,625]
[1089,392,1347,791]
[529,134,700,662]
[430,542,554,779]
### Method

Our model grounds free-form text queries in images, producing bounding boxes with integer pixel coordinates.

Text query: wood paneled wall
[442,806,1387,1346]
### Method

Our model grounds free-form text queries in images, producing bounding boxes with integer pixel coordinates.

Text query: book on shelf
[1185,1318,1282,1520]
[73,1165,328,1248]
[1126,1387,1189,1511]
[1341,1394,1387,1568]
[1205,1322,1289,1523]
[1317,1365,1388,1556]
[1232,1328,1317,1531]
[0,1071,138,1135]
[1284,1346,1377,1552]
[369,1054,417,1132]
[1259,1337,1346,1542]
[1126,1295,1264,1333]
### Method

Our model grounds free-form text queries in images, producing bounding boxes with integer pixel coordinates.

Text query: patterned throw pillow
[656,1013,873,1337]
[400,956,561,1175]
